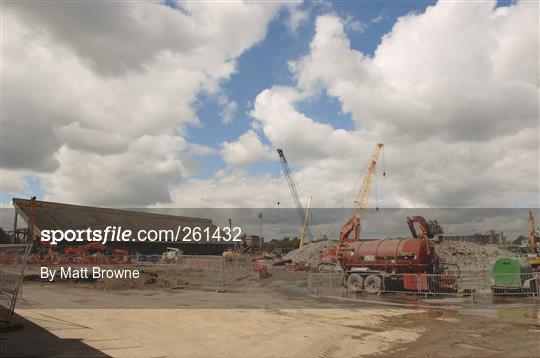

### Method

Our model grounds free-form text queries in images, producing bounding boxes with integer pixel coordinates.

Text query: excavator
[406,216,444,241]
[527,211,540,269]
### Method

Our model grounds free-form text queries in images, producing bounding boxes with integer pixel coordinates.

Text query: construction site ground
[3,266,540,357]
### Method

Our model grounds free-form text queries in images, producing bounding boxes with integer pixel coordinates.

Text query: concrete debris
[283,241,336,268]
[434,240,518,272]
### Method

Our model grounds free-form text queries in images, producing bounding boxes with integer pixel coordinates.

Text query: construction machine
[338,143,385,245]
[406,216,444,241]
[527,211,540,269]
[277,149,315,244]
[298,196,312,249]
[162,247,183,262]
[319,143,385,269]
[63,242,108,264]
[63,242,106,256]
[327,144,456,293]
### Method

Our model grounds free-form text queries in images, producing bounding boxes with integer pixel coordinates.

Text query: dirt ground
[2,266,540,357]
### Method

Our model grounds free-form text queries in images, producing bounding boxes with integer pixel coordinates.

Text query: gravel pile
[283,241,337,268]
[434,240,518,272]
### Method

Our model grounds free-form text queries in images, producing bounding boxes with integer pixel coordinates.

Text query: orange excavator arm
[406,216,443,240]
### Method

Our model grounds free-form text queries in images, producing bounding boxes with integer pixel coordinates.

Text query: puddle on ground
[458,306,539,326]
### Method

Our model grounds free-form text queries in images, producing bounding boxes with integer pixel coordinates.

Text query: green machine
[491,257,536,294]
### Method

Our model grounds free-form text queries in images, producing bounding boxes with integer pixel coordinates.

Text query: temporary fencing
[308,271,540,298]
[0,244,32,326]
[132,255,252,289]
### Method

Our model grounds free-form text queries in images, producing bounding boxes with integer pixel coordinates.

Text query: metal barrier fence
[0,244,32,326]
[131,255,252,288]
[175,255,252,288]
[22,253,250,267]
[308,271,540,297]
[142,255,237,288]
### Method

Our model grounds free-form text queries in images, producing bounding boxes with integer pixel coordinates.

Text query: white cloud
[201,0,539,209]
[3,0,537,211]
[285,2,310,34]
[250,86,378,164]
[44,135,192,206]
[221,130,272,166]
[2,1,286,206]
[0,170,30,195]
[55,122,128,155]
[286,1,537,207]
[218,96,238,124]
[168,171,280,208]
[343,15,367,33]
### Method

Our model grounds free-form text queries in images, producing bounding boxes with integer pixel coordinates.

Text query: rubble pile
[434,240,518,272]
[283,241,337,268]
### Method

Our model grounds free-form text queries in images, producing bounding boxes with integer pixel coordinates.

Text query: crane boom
[354,143,384,219]
[299,196,312,248]
[339,143,384,244]
[277,149,315,244]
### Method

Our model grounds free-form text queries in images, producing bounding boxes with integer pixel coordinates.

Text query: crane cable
[276,158,280,223]
[292,166,323,242]
[321,145,387,240]
[321,159,370,240]
[366,147,387,232]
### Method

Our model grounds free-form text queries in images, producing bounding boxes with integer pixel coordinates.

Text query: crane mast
[339,143,384,244]
[354,143,385,220]
[299,196,312,248]
[277,149,315,244]
[529,211,538,255]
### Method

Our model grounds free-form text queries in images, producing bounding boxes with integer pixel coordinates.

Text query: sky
[1,0,538,211]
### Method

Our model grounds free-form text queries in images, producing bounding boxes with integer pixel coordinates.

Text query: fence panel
[0,244,32,326]
[490,272,539,296]
[175,255,251,288]
[308,273,345,295]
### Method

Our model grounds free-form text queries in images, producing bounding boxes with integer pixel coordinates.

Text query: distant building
[441,230,505,245]
[243,234,264,247]
[11,198,234,255]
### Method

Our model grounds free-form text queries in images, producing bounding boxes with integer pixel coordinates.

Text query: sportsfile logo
[40,226,243,245]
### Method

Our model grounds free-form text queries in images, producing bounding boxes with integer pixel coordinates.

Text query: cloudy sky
[1,0,538,210]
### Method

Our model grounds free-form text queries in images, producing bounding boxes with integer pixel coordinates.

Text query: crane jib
[277,149,315,244]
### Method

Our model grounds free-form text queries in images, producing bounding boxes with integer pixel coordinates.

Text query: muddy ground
[3,265,540,357]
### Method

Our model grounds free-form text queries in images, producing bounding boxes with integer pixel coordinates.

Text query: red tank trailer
[337,238,455,293]
[338,238,440,274]
[334,220,456,293]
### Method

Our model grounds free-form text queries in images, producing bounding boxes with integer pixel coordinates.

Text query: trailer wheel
[347,274,364,292]
[364,275,382,294]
